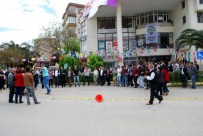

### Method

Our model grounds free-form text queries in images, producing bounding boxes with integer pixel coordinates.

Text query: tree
[59,56,80,69]
[35,22,65,54]
[176,29,203,51]
[64,37,80,53]
[87,55,104,71]
[0,40,36,67]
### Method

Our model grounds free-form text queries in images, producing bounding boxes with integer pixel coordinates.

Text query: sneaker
[27,102,30,105]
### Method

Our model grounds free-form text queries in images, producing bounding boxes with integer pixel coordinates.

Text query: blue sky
[0,0,89,44]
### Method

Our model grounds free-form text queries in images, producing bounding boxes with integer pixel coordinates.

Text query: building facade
[34,38,57,65]
[62,3,85,39]
[66,0,203,66]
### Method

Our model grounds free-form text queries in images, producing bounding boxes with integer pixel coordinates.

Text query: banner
[145,24,158,44]
[123,41,129,51]
[82,0,117,18]
[98,41,106,53]
[106,41,113,53]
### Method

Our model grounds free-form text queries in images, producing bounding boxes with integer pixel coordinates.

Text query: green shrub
[169,71,203,83]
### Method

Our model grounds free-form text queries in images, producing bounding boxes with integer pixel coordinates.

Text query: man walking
[36,63,51,94]
[145,64,163,105]
[24,67,40,105]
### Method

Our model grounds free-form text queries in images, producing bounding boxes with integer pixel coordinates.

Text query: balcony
[196,1,203,11]
[136,22,173,29]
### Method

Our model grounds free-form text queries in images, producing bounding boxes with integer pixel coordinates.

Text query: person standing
[36,63,51,94]
[162,65,170,96]
[48,69,54,88]
[133,65,139,88]
[73,65,80,87]
[23,67,40,105]
[156,66,164,96]
[128,65,134,87]
[112,68,117,86]
[93,67,99,86]
[14,69,25,104]
[8,68,15,103]
[83,66,91,86]
[0,69,4,90]
[67,67,72,87]
[180,63,189,88]
[105,67,112,86]
[145,64,163,105]
[189,62,197,89]
[138,64,145,88]
[33,69,39,90]
[59,67,66,88]
[53,67,60,88]
[99,67,105,86]
[116,65,122,86]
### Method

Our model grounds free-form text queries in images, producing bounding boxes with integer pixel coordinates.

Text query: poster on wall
[145,24,158,44]
[98,41,106,53]
[106,41,113,53]
[113,41,118,50]
[129,40,137,50]
[123,41,129,51]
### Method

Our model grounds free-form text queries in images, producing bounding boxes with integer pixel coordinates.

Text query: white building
[71,0,203,66]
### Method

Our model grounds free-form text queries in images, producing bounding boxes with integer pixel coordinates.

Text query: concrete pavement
[0,85,203,136]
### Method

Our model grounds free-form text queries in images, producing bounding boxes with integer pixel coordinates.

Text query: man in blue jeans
[36,63,51,94]
[189,62,197,89]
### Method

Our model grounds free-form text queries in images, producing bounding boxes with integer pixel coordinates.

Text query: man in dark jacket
[180,63,189,88]
[144,64,163,105]
[8,68,15,103]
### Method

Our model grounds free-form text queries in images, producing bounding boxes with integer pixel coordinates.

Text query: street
[0,86,203,136]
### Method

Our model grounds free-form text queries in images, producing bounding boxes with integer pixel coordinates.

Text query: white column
[117,0,123,66]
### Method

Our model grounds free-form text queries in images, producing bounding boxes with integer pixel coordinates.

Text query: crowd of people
[0,60,200,105]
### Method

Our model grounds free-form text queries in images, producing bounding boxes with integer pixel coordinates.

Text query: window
[97,17,115,29]
[182,1,185,9]
[200,0,203,4]
[197,12,203,23]
[182,16,186,24]
[135,10,172,26]
[81,21,86,37]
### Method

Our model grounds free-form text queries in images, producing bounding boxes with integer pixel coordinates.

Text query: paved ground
[0,85,203,136]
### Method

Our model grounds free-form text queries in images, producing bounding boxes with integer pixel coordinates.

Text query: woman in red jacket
[15,69,25,104]
[162,65,170,96]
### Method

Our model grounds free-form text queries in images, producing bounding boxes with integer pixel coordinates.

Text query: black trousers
[15,87,24,103]
[156,83,163,95]
[181,74,187,87]
[134,76,139,87]
[149,84,162,104]
[128,75,134,87]
[49,79,53,88]
[9,85,15,102]
[83,76,90,86]
[106,77,111,86]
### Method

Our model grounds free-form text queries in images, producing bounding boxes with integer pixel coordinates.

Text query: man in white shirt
[145,64,163,105]
[117,65,122,86]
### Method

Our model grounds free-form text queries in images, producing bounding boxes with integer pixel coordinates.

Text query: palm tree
[0,41,36,67]
[176,29,203,51]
